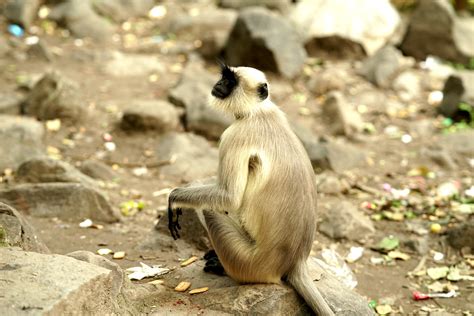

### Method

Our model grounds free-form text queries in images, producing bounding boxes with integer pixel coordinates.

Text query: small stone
[79,219,93,228]
[112,251,126,259]
[97,248,113,255]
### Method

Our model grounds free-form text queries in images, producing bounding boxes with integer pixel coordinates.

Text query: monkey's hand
[168,189,183,240]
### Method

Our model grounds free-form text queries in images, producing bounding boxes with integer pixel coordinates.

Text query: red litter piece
[413,291,430,301]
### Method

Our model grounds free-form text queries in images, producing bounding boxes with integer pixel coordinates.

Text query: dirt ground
[1,14,473,316]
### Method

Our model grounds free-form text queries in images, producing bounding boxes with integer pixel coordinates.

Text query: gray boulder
[94,0,155,22]
[0,248,133,315]
[291,123,367,172]
[319,201,375,242]
[0,93,21,115]
[21,71,86,122]
[156,133,218,182]
[4,0,41,28]
[358,46,403,88]
[0,183,119,222]
[290,0,400,58]
[0,202,49,253]
[322,92,364,136]
[0,115,45,171]
[16,157,98,188]
[169,61,232,140]
[224,7,307,78]
[400,0,474,63]
[79,160,117,181]
[121,100,182,133]
[168,8,237,58]
[48,0,114,42]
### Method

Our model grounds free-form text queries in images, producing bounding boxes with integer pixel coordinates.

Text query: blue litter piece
[8,24,24,37]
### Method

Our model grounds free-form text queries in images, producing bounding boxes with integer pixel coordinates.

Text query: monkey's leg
[203,211,284,284]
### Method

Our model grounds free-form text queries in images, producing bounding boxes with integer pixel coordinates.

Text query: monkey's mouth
[211,85,230,99]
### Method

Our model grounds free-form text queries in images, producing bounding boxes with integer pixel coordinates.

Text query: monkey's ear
[216,58,227,71]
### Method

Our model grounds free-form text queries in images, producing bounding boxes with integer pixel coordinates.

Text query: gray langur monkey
[168,65,334,316]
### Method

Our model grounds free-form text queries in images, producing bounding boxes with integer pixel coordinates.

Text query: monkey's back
[221,103,317,273]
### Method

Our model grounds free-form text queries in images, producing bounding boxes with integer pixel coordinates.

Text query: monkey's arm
[168,151,251,239]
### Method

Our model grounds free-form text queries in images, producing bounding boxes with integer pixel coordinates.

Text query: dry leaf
[175,281,191,292]
[189,287,209,295]
[181,256,198,267]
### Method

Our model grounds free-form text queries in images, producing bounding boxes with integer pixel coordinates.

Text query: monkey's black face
[212,65,238,99]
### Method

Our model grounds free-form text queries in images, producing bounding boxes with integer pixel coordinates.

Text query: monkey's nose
[212,84,228,99]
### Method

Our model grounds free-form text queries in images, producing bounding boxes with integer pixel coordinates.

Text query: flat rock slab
[0,248,119,315]
[149,258,374,315]
[0,183,118,223]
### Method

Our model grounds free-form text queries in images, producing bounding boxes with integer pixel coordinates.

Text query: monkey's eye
[257,83,268,100]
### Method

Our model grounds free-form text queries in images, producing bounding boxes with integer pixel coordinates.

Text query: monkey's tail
[287,262,335,316]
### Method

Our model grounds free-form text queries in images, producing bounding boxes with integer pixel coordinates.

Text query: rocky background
[0,0,473,315]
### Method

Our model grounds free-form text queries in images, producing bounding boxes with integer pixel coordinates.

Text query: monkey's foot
[203,251,226,276]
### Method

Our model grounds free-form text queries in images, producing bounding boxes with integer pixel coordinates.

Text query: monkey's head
[210,65,269,118]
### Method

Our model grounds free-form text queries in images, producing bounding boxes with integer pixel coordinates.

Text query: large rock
[148,255,374,315]
[291,123,367,172]
[156,133,218,182]
[290,0,400,58]
[322,92,364,136]
[4,0,41,28]
[358,46,403,88]
[94,0,155,22]
[101,51,165,77]
[224,7,307,78]
[400,0,474,63]
[48,0,114,42]
[318,201,375,241]
[121,100,182,132]
[79,160,117,181]
[0,115,45,171]
[16,157,98,188]
[0,248,131,315]
[0,183,119,222]
[0,202,49,253]
[438,71,474,120]
[21,71,86,122]
[169,61,232,140]
[0,93,21,115]
[168,8,237,58]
